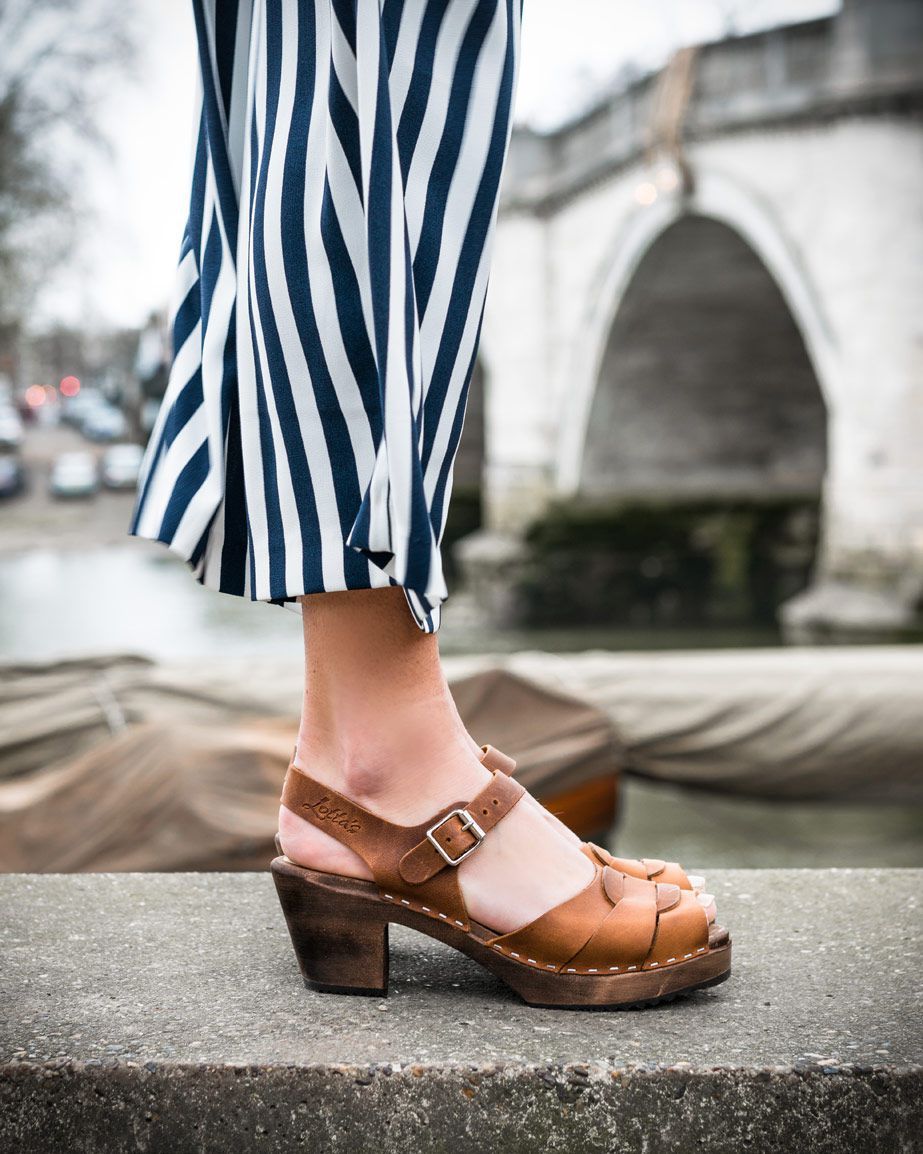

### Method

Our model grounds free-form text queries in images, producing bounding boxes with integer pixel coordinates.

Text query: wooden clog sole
[271,856,732,1010]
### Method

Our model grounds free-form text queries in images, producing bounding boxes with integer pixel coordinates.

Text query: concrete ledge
[1,870,920,1153]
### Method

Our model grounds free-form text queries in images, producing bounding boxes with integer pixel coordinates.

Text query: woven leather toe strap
[585,844,692,891]
[486,865,708,974]
[646,890,710,964]
[646,860,691,889]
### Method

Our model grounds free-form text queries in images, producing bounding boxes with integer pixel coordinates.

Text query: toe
[696,891,717,924]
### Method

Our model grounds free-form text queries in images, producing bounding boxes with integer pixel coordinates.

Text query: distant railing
[504,4,923,211]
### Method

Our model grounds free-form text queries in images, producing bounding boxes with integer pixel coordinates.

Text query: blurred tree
[711,0,749,35]
[0,0,135,358]
[26,320,141,396]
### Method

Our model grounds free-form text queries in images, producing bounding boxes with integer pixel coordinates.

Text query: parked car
[140,397,161,435]
[82,403,128,443]
[0,454,25,498]
[49,451,98,499]
[101,443,143,490]
[0,407,24,450]
[61,389,105,429]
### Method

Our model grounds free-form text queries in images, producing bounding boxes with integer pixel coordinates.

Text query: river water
[0,544,784,662]
[0,546,302,662]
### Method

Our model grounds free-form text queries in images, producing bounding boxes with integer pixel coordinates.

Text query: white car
[49,451,98,499]
[62,390,104,428]
[83,404,128,443]
[0,408,23,449]
[101,443,144,490]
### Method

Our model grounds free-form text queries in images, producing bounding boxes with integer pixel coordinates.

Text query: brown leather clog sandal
[272,761,731,1009]
[478,744,703,892]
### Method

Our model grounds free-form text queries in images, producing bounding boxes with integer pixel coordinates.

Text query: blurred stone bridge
[463,0,923,638]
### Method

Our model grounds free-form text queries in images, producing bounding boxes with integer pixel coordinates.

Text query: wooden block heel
[272,859,389,996]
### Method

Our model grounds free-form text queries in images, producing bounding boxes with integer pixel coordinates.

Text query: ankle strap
[280,763,525,893]
[480,744,517,775]
[398,771,524,883]
[280,767,395,866]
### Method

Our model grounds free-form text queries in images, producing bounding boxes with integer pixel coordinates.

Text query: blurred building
[462,0,923,640]
[131,310,171,437]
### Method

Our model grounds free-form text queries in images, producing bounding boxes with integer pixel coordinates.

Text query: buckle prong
[426,808,486,866]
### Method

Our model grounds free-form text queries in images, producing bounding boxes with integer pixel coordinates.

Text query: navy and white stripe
[130,0,521,631]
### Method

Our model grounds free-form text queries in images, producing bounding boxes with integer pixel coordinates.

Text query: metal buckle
[426,808,486,866]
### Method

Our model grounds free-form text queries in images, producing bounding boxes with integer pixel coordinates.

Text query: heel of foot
[277,804,373,880]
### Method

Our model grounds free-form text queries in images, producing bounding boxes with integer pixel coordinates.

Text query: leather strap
[279,762,525,927]
[280,767,396,875]
[398,772,525,884]
[567,881,659,969]
[646,892,709,964]
[484,867,706,973]
[592,845,692,890]
[479,744,517,776]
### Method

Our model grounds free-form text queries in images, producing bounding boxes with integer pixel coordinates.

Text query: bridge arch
[555,168,841,497]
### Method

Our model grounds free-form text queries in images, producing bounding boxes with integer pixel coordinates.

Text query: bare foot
[478,748,709,894]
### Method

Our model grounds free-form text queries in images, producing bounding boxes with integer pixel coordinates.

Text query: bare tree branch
[0,0,137,330]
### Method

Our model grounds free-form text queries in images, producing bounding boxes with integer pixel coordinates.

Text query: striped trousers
[129,0,522,631]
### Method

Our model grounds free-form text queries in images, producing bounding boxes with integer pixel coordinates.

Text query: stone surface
[1,869,921,1152]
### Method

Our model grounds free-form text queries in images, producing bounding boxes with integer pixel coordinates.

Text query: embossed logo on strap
[302,795,362,835]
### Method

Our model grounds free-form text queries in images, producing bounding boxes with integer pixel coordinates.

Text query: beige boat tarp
[1,645,920,872]
[0,656,618,871]
[445,647,923,803]
[152,646,923,801]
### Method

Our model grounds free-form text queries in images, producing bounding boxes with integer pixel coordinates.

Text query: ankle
[295,707,490,826]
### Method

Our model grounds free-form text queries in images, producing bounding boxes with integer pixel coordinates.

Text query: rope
[646,45,699,193]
